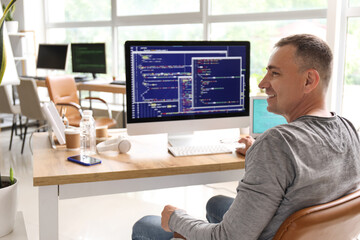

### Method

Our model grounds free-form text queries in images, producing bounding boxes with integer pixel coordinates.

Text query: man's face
[258,45,306,120]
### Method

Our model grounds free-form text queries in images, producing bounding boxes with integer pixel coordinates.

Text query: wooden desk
[33,130,245,240]
[35,79,126,94]
[34,79,46,87]
[35,79,127,126]
[77,81,126,94]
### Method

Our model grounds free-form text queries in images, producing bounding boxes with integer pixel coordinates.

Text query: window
[47,0,111,22]
[47,27,112,78]
[211,19,326,94]
[343,17,360,129]
[210,0,327,15]
[117,24,202,79]
[349,0,360,7]
[47,0,360,126]
[116,0,200,16]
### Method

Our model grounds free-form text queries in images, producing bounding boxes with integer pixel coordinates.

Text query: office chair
[174,189,360,240]
[17,78,47,154]
[0,85,22,150]
[273,189,360,240]
[45,75,116,128]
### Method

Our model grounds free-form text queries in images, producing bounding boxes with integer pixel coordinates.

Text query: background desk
[77,81,126,94]
[32,130,245,240]
[34,79,126,94]
[35,79,127,127]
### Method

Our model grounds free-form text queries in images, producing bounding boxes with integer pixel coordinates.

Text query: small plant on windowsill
[2,2,17,33]
[2,3,14,21]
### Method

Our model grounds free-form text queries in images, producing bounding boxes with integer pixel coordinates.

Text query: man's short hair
[275,34,333,89]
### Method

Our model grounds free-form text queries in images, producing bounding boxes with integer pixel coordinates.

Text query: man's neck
[285,94,330,122]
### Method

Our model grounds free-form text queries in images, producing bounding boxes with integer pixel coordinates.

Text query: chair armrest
[82,97,113,119]
[55,102,83,117]
[173,232,186,239]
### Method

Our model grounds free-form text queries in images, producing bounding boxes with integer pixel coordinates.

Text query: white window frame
[44,0,355,115]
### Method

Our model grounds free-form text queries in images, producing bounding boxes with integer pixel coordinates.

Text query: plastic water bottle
[80,110,96,155]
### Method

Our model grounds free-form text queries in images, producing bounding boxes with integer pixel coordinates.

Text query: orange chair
[175,189,360,240]
[273,189,360,240]
[45,75,116,128]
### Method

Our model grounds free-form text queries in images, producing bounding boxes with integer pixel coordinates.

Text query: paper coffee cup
[65,128,80,150]
[96,126,108,139]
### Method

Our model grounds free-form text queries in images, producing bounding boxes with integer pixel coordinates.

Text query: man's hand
[236,135,255,156]
[161,205,179,232]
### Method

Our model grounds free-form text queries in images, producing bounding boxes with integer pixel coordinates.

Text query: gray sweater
[169,114,360,240]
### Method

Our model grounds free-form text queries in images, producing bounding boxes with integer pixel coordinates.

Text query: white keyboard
[168,144,233,157]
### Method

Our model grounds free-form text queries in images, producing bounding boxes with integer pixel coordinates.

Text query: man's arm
[161,205,177,232]
[163,130,295,239]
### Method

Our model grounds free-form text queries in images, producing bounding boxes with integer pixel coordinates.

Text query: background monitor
[36,44,68,70]
[125,40,250,146]
[71,43,106,79]
[249,96,287,138]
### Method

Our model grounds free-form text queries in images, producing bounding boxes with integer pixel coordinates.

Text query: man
[132,34,360,240]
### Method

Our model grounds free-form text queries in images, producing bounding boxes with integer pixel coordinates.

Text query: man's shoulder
[257,123,297,141]
[251,121,311,152]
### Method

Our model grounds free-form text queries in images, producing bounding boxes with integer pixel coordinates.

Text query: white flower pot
[5,21,18,33]
[0,177,18,237]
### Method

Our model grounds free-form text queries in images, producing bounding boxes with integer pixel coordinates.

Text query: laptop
[249,96,287,138]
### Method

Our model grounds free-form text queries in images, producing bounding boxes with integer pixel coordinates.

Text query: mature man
[132,34,360,240]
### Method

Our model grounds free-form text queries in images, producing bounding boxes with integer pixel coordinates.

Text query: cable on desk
[29,124,48,155]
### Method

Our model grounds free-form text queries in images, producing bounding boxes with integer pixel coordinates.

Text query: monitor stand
[168,132,196,147]
[168,131,221,147]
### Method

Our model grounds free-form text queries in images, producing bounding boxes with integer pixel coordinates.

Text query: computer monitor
[249,96,287,138]
[36,44,68,70]
[71,43,106,79]
[125,41,250,146]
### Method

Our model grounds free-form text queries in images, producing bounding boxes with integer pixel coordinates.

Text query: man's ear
[304,69,320,93]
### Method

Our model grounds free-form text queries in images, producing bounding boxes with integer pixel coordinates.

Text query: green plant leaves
[0,0,17,85]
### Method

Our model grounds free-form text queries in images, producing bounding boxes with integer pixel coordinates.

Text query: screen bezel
[71,43,107,74]
[36,44,68,70]
[125,40,250,125]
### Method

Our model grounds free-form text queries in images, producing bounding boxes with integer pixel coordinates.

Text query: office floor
[0,127,239,240]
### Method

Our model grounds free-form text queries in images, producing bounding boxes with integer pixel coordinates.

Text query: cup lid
[64,128,80,134]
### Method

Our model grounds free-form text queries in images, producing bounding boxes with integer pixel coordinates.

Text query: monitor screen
[125,41,250,143]
[36,44,68,70]
[71,43,106,78]
[250,96,287,138]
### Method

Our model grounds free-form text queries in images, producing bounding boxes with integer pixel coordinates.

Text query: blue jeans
[132,195,234,240]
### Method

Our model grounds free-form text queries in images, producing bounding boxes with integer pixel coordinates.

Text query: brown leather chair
[273,189,360,240]
[175,189,360,240]
[45,75,116,128]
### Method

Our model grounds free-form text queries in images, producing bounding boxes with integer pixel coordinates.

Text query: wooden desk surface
[35,79,126,94]
[77,82,126,94]
[35,79,46,87]
[33,131,245,187]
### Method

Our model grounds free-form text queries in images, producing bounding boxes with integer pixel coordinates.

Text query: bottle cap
[83,110,93,116]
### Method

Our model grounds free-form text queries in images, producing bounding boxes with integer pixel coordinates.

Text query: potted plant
[2,3,17,33]
[0,0,18,237]
[0,168,17,237]
[0,0,17,85]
